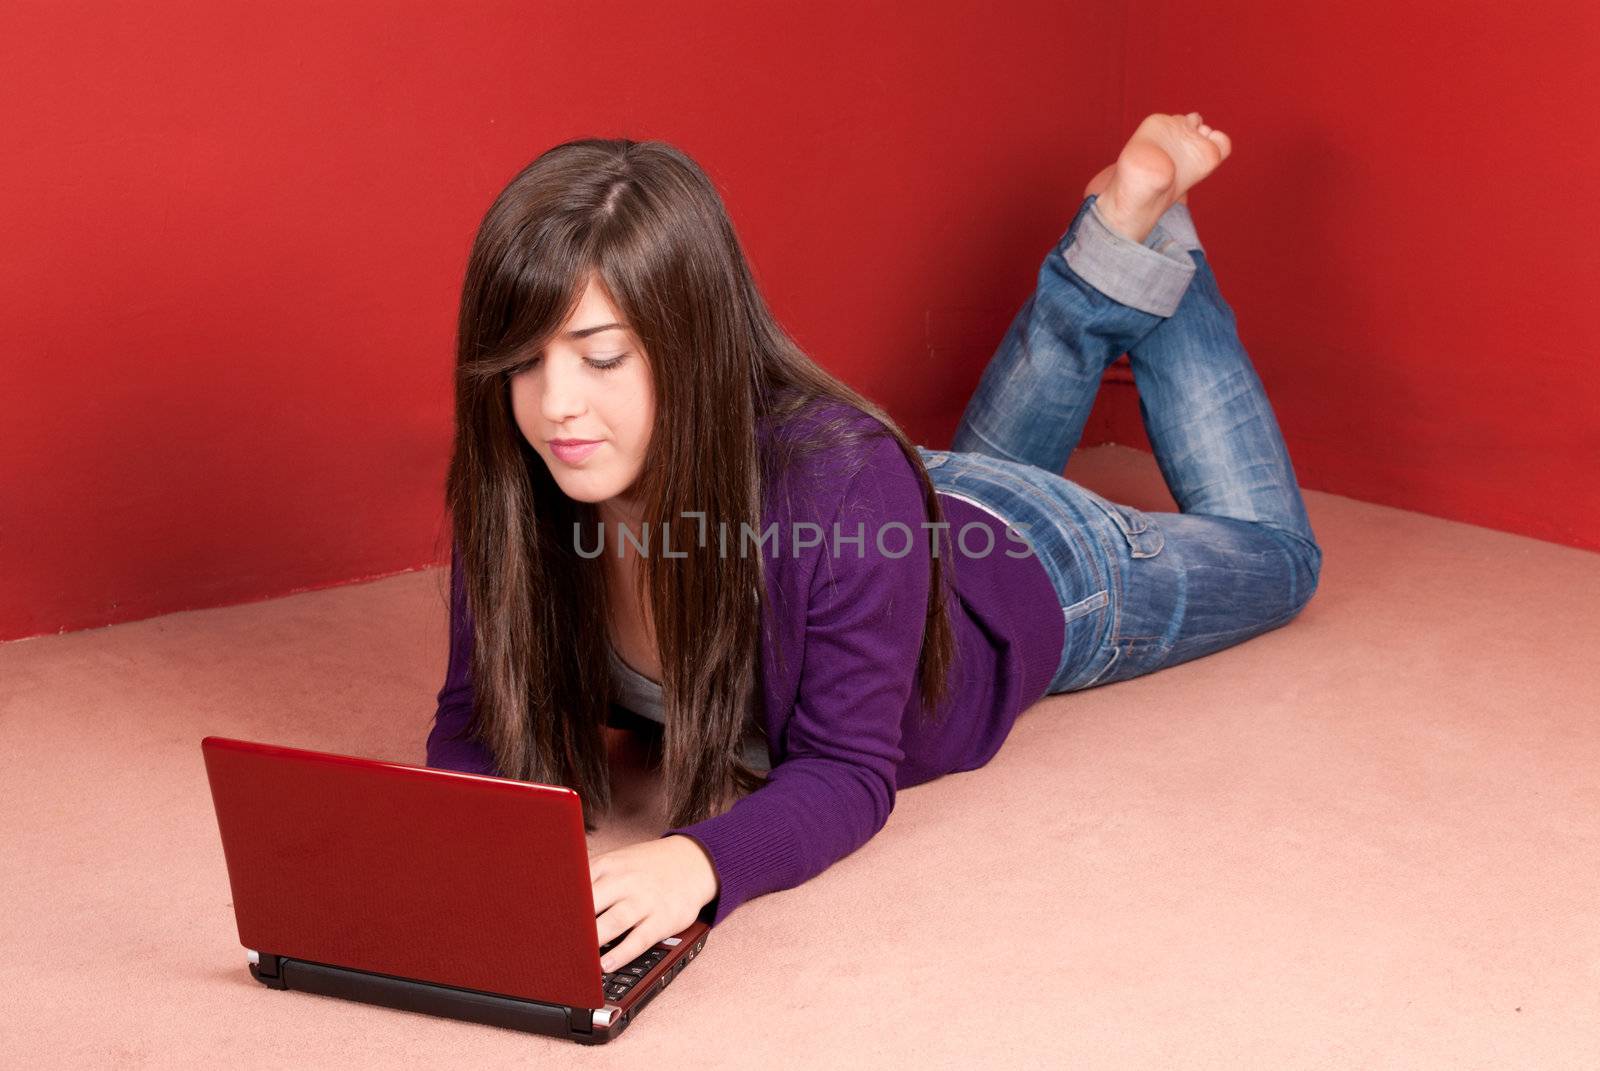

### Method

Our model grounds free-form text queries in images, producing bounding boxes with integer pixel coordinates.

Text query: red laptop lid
[201,736,606,1010]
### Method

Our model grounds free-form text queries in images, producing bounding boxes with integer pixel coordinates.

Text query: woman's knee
[1281,531,1323,613]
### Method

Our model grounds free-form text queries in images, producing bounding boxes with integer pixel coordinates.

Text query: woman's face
[510,272,655,522]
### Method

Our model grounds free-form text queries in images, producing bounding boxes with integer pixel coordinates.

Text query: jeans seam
[1073,644,1122,690]
[949,421,1034,468]
[1163,611,1299,659]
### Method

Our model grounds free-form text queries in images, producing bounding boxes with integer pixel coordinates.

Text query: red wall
[3,1,1594,643]
[1094,1,1600,552]
[0,1,1120,642]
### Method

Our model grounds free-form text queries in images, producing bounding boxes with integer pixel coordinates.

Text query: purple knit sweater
[427,401,1064,926]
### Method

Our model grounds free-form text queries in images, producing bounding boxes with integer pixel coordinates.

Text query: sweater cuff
[659,786,805,927]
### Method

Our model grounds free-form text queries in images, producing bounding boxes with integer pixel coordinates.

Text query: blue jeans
[914,193,1322,693]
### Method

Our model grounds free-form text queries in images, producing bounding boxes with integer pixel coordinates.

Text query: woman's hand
[590,834,719,973]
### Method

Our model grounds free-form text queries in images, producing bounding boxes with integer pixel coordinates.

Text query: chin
[543,465,622,500]
[549,477,615,504]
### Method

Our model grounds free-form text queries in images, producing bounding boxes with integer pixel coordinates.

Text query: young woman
[427,112,1322,977]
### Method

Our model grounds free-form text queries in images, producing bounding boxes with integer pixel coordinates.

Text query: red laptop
[200,736,708,1044]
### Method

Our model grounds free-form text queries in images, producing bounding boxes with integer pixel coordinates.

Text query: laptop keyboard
[599,934,670,1003]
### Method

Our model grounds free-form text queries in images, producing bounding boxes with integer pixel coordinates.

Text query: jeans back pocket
[1084,494,1164,559]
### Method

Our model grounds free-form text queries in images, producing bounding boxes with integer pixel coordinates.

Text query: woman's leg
[949,192,1322,691]
[949,192,1190,474]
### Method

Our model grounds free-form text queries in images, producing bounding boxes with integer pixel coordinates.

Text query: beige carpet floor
[4,444,1598,1069]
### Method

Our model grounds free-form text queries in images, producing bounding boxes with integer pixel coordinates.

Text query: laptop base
[248,952,631,1044]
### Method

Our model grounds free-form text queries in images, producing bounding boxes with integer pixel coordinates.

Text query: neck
[597,494,648,557]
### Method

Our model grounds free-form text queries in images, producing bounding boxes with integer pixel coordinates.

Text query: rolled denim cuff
[1155,201,1202,253]
[1062,195,1197,317]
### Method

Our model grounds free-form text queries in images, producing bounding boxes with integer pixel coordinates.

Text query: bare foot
[1084,162,1187,205]
[1082,112,1230,243]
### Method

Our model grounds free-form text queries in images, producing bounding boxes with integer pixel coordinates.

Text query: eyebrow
[562,322,627,340]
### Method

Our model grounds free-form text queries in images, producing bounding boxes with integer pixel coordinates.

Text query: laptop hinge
[247,950,288,988]
[566,1006,595,1034]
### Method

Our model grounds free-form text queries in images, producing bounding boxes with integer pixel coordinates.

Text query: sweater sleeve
[426,540,498,776]
[660,431,928,926]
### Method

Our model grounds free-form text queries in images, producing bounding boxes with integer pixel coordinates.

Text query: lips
[549,439,603,464]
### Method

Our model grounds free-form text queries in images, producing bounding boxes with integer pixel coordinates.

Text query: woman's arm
[426,540,497,776]
[657,430,927,927]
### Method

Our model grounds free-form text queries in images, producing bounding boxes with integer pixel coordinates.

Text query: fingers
[590,868,625,932]
[591,868,650,969]
[597,905,655,973]
[587,840,694,976]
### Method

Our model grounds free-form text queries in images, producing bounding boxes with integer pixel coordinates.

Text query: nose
[537,356,588,426]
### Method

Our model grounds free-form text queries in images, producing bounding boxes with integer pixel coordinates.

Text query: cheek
[623,372,655,444]
[508,379,542,444]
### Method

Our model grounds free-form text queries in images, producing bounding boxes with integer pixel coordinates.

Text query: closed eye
[513,353,629,374]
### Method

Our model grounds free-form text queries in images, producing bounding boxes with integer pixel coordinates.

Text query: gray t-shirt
[607,643,771,774]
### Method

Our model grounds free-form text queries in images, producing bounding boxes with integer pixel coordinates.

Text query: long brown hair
[438,138,956,832]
